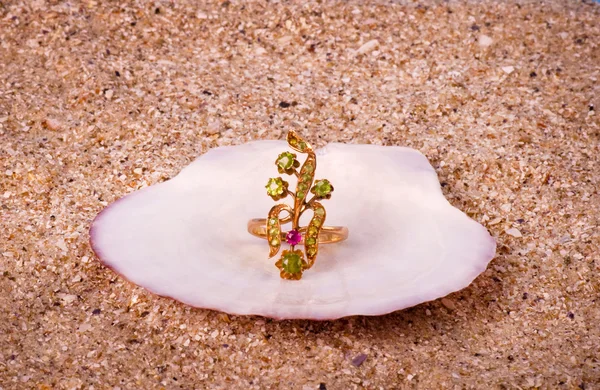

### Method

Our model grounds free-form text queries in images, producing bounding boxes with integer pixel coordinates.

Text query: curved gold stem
[301,196,318,214]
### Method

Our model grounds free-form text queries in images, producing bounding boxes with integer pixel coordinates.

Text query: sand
[1,0,599,388]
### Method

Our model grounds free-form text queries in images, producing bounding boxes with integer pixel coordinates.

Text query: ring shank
[247,218,348,244]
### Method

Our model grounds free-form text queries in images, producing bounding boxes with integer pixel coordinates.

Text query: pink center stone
[285,230,302,246]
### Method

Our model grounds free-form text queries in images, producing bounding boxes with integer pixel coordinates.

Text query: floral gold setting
[248,130,348,280]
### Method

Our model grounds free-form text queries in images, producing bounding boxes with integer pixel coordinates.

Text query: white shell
[90,141,495,320]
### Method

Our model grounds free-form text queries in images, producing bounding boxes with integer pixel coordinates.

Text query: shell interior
[90,141,496,320]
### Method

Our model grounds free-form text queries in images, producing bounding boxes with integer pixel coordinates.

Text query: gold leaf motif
[294,154,316,213]
[286,131,317,226]
[286,130,313,153]
[267,204,292,258]
[304,202,326,269]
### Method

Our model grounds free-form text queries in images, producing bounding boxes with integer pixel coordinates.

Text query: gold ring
[247,219,349,244]
[249,130,348,280]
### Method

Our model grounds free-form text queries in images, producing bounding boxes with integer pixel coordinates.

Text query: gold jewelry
[247,219,349,244]
[249,131,348,280]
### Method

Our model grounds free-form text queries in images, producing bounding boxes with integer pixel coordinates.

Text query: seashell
[90,141,495,320]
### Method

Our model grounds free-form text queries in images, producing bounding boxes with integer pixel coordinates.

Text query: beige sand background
[1,0,599,388]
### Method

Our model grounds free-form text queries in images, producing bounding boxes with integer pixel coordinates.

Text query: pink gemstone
[286,230,302,246]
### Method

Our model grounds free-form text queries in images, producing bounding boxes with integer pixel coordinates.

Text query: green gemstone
[266,177,286,196]
[307,247,317,257]
[269,218,278,226]
[269,227,279,237]
[314,208,325,217]
[297,191,305,199]
[276,152,295,170]
[298,183,307,191]
[308,226,318,236]
[302,174,311,182]
[270,238,280,246]
[289,138,298,146]
[306,237,316,246]
[303,164,314,173]
[299,141,307,150]
[281,252,302,274]
[313,179,332,197]
[313,219,322,227]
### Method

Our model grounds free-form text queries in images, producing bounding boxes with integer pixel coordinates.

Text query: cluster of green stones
[266,203,293,258]
[267,217,280,247]
[295,156,315,202]
[305,205,326,261]
[265,155,329,204]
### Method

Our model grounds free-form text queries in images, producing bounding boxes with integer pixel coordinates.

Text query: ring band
[248,219,348,244]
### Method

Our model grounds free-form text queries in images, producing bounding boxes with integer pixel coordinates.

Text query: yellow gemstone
[266,177,286,196]
[276,152,295,170]
[313,179,332,197]
[281,252,302,274]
